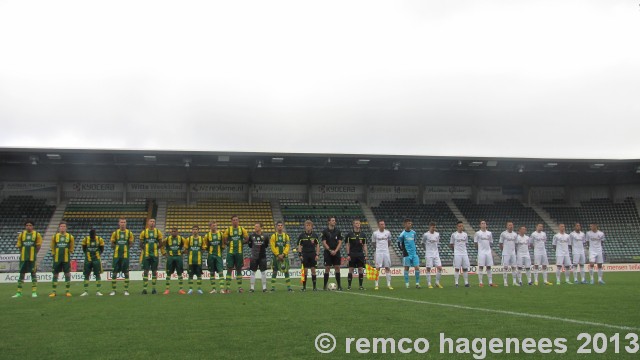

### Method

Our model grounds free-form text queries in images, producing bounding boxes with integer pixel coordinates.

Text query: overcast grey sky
[1,0,639,159]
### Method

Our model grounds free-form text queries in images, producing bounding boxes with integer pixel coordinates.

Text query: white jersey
[570,231,586,255]
[516,235,530,256]
[530,231,547,254]
[474,230,493,254]
[450,231,469,256]
[371,230,391,253]
[499,230,518,256]
[553,233,571,257]
[586,230,605,253]
[422,231,440,257]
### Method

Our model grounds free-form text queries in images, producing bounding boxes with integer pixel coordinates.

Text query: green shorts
[83,259,102,276]
[272,256,290,273]
[142,256,159,272]
[188,264,202,277]
[19,260,37,274]
[208,255,224,274]
[166,256,184,275]
[226,253,244,271]
[52,261,70,274]
[112,258,130,273]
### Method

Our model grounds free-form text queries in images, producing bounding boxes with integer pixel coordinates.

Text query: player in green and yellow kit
[50,221,74,297]
[12,220,43,298]
[204,221,225,294]
[270,221,292,292]
[222,215,248,293]
[140,218,163,295]
[186,225,205,295]
[163,227,186,295]
[80,229,105,296]
[110,218,134,296]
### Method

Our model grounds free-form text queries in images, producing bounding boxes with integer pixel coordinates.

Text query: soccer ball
[328,282,337,291]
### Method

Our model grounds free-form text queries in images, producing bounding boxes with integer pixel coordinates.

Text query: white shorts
[556,255,572,267]
[517,256,531,268]
[534,253,549,266]
[477,252,494,267]
[573,253,586,265]
[375,252,391,268]
[589,251,603,264]
[453,255,470,269]
[502,254,517,267]
[425,255,442,268]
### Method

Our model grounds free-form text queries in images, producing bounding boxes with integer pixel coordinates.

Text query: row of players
[383,218,606,289]
[10,215,369,297]
[10,215,606,298]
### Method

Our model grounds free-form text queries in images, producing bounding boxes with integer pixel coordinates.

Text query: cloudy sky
[0,0,638,159]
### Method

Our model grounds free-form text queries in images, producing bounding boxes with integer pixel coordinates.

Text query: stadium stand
[280,200,368,264]
[40,198,147,270]
[543,198,640,262]
[371,199,459,264]
[0,196,56,256]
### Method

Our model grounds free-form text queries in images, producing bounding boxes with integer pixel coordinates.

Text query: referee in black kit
[322,216,343,290]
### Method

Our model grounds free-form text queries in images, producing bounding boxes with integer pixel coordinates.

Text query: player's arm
[397,233,405,252]
[157,230,164,249]
[270,234,279,256]
[321,230,331,251]
[242,228,249,244]
[139,231,145,248]
[363,239,368,259]
[334,231,343,254]
[128,230,134,246]
[222,228,230,246]
[315,239,320,258]
[283,235,290,256]
[499,234,504,251]
[35,233,43,253]
[99,237,105,254]
[201,237,207,251]
[16,232,22,250]
[296,234,303,256]
[449,233,455,250]
[69,235,75,253]
[247,234,253,248]
[50,235,56,254]
[110,231,116,248]
[474,232,479,249]
[82,237,88,253]
[346,237,351,260]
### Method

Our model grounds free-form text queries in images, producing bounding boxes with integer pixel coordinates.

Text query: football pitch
[1,272,638,360]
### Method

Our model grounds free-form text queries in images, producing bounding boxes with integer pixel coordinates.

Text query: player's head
[148,218,156,229]
[59,221,67,233]
[328,217,337,228]
[209,221,217,231]
[506,221,513,232]
[403,218,412,230]
[590,223,598,232]
[352,218,361,231]
[518,226,526,235]
[429,222,436,232]
[304,219,313,232]
[24,219,34,231]
[89,228,96,239]
[558,223,565,233]
[191,225,199,235]
[276,221,284,233]
[536,223,543,232]
[231,215,239,227]
[574,223,582,232]
[118,218,127,230]
[377,219,385,231]
[254,222,262,232]
[456,221,464,232]
[171,227,178,236]
[480,220,487,230]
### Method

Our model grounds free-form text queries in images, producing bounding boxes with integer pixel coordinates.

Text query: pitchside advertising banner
[2,263,640,283]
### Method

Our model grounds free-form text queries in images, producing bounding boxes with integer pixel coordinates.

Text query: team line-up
[10,215,606,298]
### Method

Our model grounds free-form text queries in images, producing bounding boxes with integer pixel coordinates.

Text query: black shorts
[250,257,267,272]
[323,250,341,267]
[348,255,365,268]
[301,253,317,268]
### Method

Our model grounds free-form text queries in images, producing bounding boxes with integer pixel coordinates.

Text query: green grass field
[1,272,639,360]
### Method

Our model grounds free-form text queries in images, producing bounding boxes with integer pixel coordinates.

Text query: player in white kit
[552,223,572,285]
[569,223,587,284]
[474,220,497,287]
[515,226,532,286]
[499,221,518,286]
[422,222,443,289]
[449,221,470,287]
[531,223,553,286]
[371,219,393,290]
[586,223,605,285]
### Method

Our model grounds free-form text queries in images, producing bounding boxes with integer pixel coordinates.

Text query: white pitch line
[336,291,640,332]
